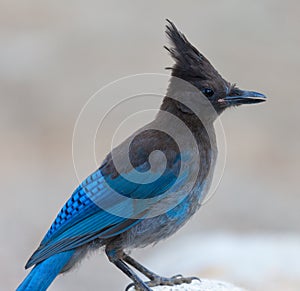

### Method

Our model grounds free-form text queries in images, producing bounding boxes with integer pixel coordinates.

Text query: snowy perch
[126,278,245,291]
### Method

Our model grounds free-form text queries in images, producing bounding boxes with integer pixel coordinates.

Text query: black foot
[125,275,200,290]
[147,274,200,287]
[125,282,151,291]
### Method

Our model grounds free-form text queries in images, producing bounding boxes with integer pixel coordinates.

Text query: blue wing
[25,153,184,268]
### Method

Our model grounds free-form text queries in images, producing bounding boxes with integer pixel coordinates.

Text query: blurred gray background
[1,1,300,290]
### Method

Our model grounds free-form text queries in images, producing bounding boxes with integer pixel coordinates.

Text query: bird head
[164,20,266,116]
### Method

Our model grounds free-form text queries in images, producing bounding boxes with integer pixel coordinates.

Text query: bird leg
[122,252,200,289]
[105,248,152,291]
[122,253,159,281]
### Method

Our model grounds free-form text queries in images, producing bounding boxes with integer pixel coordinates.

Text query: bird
[17,20,266,291]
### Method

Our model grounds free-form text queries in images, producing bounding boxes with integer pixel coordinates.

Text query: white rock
[126,279,245,291]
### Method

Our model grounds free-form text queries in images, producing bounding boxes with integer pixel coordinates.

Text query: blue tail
[17,250,74,291]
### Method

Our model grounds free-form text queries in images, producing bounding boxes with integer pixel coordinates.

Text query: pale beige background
[1,1,300,290]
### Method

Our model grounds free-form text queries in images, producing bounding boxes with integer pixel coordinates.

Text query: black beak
[224,89,267,105]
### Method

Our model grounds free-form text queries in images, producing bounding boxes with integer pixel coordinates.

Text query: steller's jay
[17,20,266,291]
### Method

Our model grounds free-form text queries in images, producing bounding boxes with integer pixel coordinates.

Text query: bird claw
[125,282,152,291]
[170,274,183,279]
[126,275,200,290]
[125,282,135,291]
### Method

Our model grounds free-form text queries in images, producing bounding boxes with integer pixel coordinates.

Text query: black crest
[165,19,221,82]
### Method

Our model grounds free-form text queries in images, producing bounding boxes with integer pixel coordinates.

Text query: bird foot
[126,274,200,290]
[147,274,200,287]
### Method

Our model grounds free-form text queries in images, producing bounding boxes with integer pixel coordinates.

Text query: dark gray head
[164,20,266,115]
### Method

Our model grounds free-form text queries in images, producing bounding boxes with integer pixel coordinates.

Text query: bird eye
[201,88,214,98]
